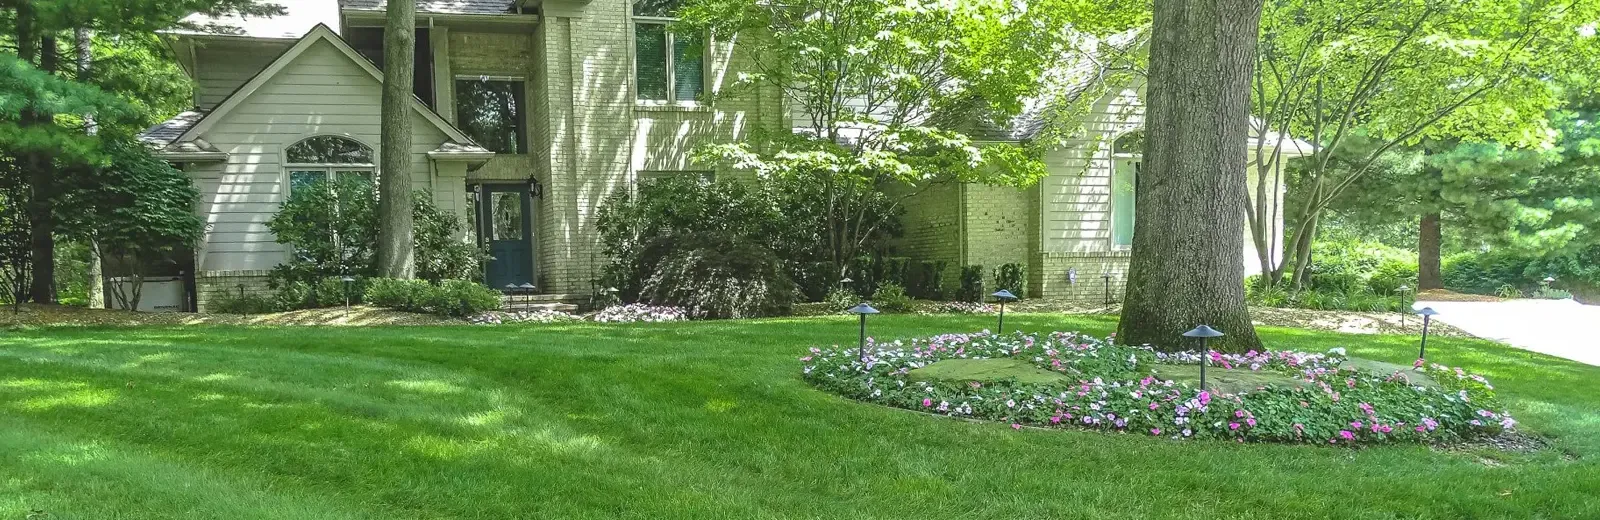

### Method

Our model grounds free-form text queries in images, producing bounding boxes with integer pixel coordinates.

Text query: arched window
[1112,130,1144,156]
[285,135,376,197]
[1110,131,1143,248]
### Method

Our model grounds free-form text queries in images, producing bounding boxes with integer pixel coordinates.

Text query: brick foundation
[196,270,274,312]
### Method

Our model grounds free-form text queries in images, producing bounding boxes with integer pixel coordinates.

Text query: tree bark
[1418,211,1443,290]
[27,34,59,303]
[1118,0,1265,353]
[376,0,417,279]
[77,26,104,309]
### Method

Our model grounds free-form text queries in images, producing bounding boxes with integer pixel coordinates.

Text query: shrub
[1366,258,1418,295]
[209,293,281,314]
[1305,240,1411,295]
[880,257,910,287]
[637,232,799,319]
[824,287,859,313]
[870,282,914,313]
[995,263,1026,298]
[803,331,1513,445]
[425,280,503,317]
[956,265,985,302]
[366,278,435,311]
[908,260,947,300]
[267,178,486,290]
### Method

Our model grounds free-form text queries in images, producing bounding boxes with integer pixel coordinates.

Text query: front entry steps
[499,292,582,313]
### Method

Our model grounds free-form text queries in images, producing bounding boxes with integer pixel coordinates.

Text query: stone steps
[498,293,583,313]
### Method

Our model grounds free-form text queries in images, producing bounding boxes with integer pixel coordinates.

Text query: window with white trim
[1110,131,1142,249]
[285,135,376,199]
[634,0,705,103]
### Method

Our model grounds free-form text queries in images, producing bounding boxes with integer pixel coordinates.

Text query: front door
[477,184,534,289]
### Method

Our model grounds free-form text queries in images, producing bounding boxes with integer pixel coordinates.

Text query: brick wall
[889,183,961,288]
[961,184,1033,295]
[195,270,273,312]
[1035,252,1131,302]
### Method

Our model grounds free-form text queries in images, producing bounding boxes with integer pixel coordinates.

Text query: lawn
[0,314,1596,519]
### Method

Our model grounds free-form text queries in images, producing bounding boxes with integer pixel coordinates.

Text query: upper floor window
[456,77,528,154]
[634,0,704,103]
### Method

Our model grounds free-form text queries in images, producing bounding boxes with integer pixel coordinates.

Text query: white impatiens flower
[1328,347,1347,356]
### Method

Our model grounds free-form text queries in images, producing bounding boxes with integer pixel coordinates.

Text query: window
[456,78,528,154]
[634,0,704,103]
[1110,131,1142,249]
[285,136,376,200]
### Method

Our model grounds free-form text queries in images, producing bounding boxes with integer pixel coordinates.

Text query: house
[144,0,786,311]
[892,81,1312,301]
[143,0,1302,312]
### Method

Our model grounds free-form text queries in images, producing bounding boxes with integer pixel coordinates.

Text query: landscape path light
[1102,273,1113,305]
[520,282,537,307]
[991,289,1017,334]
[1397,285,1411,328]
[1182,325,1225,391]
[1415,307,1439,361]
[848,303,879,362]
[341,276,355,314]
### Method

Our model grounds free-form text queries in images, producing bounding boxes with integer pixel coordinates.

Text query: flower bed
[591,303,689,323]
[801,331,1513,445]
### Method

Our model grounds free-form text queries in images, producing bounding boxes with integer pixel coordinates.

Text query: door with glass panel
[477,184,534,289]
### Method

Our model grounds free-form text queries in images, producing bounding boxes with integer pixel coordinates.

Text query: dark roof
[139,110,209,148]
[340,0,518,15]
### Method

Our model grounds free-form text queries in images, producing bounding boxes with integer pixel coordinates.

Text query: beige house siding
[188,39,468,309]
[1040,87,1144,254]
[192,39,293,110]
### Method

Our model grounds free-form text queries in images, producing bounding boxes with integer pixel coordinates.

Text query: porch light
[1183,325,1225,391]
[1415,307,1439,361]
[526,175,544,199]
[848,303,879,361]
[991,289,1017,334]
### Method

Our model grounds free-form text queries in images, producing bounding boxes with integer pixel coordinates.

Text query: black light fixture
[526,175,544,199]
[1415,307,1439,360]
[341,275,356,314]
[991,289,1017,333]
[520,282,537,307]
[504,283,518,310]
[848,303,880,361]
[1102,272,1113,305]
[1183,325,1225,391]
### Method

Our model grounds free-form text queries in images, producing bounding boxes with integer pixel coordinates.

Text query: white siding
[193,40,457,272]
[194,41,293,110]
[1039,87,1143,253]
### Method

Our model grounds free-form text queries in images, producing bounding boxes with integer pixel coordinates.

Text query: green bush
[366,278,436,311]
[1366,258,1418,295]
[956,265,985,302]
[267,177,486,290]
[907,260,947,300]
[209,293,281,314]
[638,232,799,319]
[870,282,915,313]
[824,287,859,313]
[1305,240,1411,294]
[995,263,1026,298]
[424,280,503,317]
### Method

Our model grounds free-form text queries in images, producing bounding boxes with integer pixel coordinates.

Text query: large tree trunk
[27,34,59,303]
[77,27,104,309]
[376,0,417,279]
[1118,0,1264,353]
[1418,211,1443,290]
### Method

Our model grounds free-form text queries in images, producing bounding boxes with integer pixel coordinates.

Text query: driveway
[1414,298,1600,366]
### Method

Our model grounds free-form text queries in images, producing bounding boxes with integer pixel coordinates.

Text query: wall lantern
[1415,307,1439,361]
[1183,325,1225,391]
[991,289,1017,334]
[526,175,544,199]
[848,303,880,361]
[1068,268,1078,285]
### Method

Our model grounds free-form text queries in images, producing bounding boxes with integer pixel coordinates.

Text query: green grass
[0,314,1596,519]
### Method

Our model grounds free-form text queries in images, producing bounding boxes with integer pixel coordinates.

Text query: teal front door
[477,184,534,289]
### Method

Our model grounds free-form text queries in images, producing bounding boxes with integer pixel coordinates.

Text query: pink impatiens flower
[1246,418,1257,427]
[1339,430,1355,440]
[1229,422,1240,430]
[1151,428,1162,435]
[922,398,933,407]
